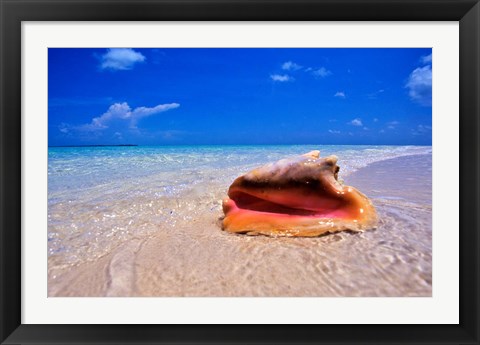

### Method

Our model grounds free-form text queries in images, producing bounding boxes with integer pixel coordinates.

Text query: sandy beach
[48,153,432,297]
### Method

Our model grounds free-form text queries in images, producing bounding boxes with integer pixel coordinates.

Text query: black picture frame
[1,0,479,344]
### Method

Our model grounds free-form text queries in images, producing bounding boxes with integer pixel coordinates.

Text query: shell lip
[226,188,354,219]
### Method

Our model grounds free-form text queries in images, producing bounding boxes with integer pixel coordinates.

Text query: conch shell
[222,150,377,237]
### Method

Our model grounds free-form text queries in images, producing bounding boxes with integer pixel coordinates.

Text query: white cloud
[348,118,363,126]
[379,129,385,133]
[328,129,341,134]
[373,118,379,122]
[312,67,332,78]
[80,102,180,131]
[100,48,146,70]
[363,127,369,131]
[406,65,432,106]
[59,123,70,133]
[421,54,432,64]
[270,74,292,82]
[334,91,346,98]
[281,61,302,71]
[411,124,432,136]
[367,89,385,99]
[387,121,399,130]
[270,63,331,82]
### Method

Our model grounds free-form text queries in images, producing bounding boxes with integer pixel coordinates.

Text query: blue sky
[49,48,432,146]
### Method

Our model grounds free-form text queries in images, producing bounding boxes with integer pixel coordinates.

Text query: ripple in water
[48,145,432,297]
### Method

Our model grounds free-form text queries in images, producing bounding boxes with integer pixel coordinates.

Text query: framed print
[1,0,479,344]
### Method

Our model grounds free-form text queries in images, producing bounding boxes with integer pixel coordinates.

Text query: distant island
[49,144,138,148]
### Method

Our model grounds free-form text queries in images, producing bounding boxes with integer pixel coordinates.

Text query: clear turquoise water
[48,145,432,294]
[49,145,431,196]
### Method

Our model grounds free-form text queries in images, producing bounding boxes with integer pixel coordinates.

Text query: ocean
[48,145,432,297]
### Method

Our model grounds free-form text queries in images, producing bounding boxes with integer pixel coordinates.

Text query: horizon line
[49,143,432,148]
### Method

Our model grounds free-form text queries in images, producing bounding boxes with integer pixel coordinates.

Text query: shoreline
[48,153,432,297]
[49,144,138,148]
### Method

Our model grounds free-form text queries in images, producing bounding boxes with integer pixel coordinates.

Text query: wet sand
[48,154,432,297]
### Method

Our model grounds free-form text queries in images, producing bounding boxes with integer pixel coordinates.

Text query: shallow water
[48,145,432,296]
